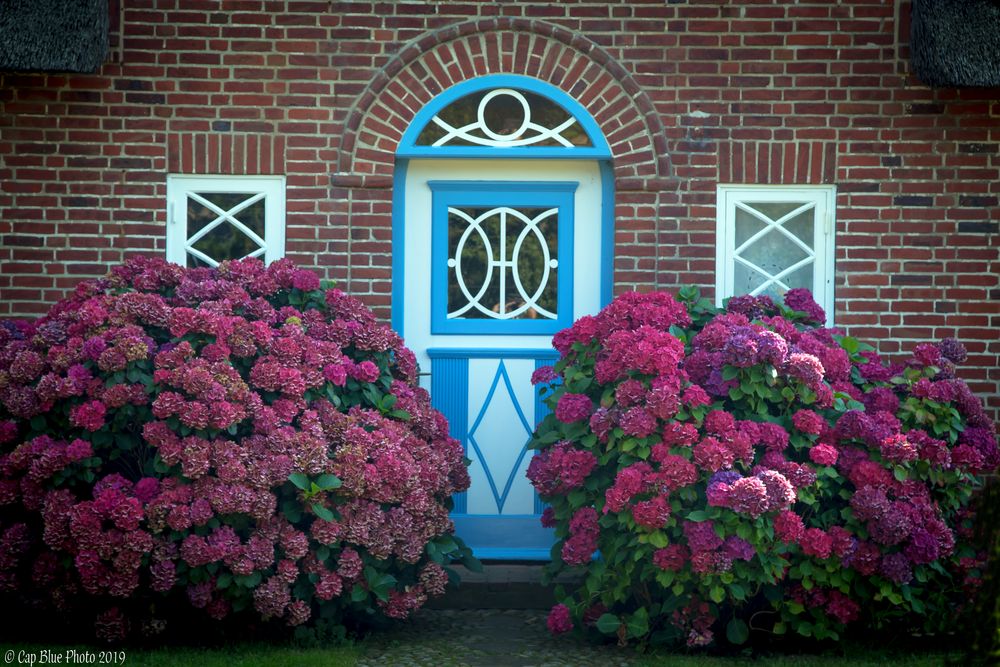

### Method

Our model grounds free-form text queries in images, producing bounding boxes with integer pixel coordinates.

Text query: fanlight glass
[416,87,592,148]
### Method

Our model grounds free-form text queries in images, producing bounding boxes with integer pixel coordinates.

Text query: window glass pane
[447,206,559,320]
[719,188,831,322]
[734,208,766,247]
[733,262,770,294]
[783,210,814,248]
[187,199,218,237]
[754,263,814,302]
[416,88,591,148]
[190,194,265,239]
[733,200,817,302]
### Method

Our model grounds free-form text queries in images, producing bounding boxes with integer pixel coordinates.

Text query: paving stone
[357,608,638,667]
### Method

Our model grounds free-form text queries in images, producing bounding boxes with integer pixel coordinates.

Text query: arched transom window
[396,74,611,160]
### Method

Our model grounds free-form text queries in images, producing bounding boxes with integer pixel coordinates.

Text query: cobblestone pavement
[357,608,637,667]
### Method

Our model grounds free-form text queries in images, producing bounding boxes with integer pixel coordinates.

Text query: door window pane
[447,206,559,320]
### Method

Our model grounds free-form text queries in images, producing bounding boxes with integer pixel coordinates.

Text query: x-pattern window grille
[732,200,817,297]
[716,186,835,324]
[166,176,285,268]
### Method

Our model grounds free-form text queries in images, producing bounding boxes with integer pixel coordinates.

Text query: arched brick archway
[333,17,672,188]
[330,18,677,317]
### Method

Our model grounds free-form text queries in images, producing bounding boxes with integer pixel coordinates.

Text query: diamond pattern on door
[465,358,536,515]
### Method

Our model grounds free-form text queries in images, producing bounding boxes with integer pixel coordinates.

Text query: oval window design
[446,204,560,320]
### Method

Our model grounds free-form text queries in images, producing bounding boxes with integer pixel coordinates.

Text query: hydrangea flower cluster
[0,257,472,641]
[529,286,996,648]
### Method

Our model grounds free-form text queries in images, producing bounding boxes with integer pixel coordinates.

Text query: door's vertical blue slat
[430,356,469,513]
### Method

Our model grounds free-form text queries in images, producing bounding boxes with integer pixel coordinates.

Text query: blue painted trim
[452,514,554,561]
[599,160,616,308]
[466,360,535,514]
[428,181,580,194]
[430,355,469,513]
[429,180,577,336]
[391,159,408,334]
[472,547,553,561]
[397,74,612,160]
[399,147,610,160]
[427,347,559,360]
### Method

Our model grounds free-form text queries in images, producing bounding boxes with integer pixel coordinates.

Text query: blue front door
[394,76,615,560]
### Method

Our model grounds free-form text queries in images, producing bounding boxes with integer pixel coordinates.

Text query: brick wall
[0,0,997,417]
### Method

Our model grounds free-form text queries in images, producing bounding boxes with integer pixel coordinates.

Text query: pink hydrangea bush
[529,287,996,648]
[0,257,473,642]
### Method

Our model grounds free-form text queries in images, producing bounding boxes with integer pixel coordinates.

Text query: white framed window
[166,175,286,268]
[715,185,836,324]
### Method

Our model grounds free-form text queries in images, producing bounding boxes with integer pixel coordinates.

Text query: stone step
[429,563,581,610]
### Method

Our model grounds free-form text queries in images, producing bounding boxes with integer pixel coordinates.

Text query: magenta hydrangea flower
[653,544,689,571]
[800,528,833,559]
[774,510,805,544]
[785,352,825,389]
[290,270,320,292]
[826,591,860,624]
[603,462,651,514]
[527,442,598,497]
[555,393,593,424]
[682,384,711,407]
[547,603,574,635]
[632,495,671,530]
[530,365,558,386]
[70,401,107,432]
[727,477,770,518]
[683,520,723,554]
[561,507,600,566]
[723,535,755,562]
[756,469,795,511]
[726,294,777,320]
[621,406,657,437]
[911,343,941,368]
[693,436,734,473]
[938,337,967,364]
[809,443,839,466]
[756,422,790,451]
[783,288,826,324]
[792,409,825,436]
[651,452,698,492]
[862,387,899,415]
[879,434,918,464]
[879,552,913,585]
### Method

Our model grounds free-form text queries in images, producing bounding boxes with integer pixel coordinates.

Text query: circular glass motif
[477,89,531,140]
